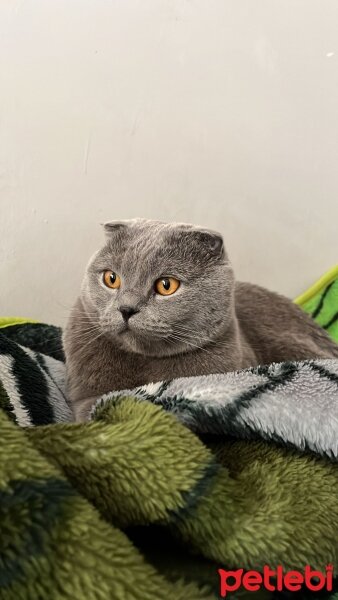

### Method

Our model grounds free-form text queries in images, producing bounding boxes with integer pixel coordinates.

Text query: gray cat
[64,219,338,421]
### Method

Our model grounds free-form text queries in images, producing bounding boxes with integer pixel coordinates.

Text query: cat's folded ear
[178,226,225,260]
[195,229,224,258]
[102,221,129,238]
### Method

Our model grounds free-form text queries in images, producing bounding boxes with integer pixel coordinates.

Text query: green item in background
[295,265,338,343]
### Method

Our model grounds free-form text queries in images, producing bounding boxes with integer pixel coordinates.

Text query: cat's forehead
[105,220,198,257]
[89,219,225,279]
[105,219,194,242]
[110,222,194,268]
[90,221,203,275]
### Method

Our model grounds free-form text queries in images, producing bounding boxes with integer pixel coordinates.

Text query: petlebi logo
[218,565,334,597]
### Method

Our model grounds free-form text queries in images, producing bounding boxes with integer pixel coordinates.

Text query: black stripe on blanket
[168,460,220,523]
[1,323,64,361]
[0,378,17,424]
[151,363,299,438]
[213,361,300,427]
[0,334,54,425]
[309,362,338,386]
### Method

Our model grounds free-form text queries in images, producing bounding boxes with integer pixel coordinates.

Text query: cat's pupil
[110,272,116,284]
[162,278,170,290]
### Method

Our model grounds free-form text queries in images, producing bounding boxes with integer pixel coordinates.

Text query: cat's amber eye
[103,270,121,289]
[155,277,180,296]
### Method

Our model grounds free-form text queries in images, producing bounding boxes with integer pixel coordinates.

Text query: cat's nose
[118,305,139,322]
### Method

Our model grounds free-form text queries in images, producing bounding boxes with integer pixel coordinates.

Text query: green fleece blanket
[1,271,338,599]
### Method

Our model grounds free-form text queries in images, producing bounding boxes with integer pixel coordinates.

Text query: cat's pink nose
[118,305,139,321]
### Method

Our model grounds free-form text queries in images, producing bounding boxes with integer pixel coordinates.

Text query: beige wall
[0,0,337,326]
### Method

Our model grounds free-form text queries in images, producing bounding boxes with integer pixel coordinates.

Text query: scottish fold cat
[64,219,338,421]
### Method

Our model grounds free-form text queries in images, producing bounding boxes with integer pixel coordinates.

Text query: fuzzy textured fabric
[103,358,338,459]
[0,324,70,426]
[1,321,338,598]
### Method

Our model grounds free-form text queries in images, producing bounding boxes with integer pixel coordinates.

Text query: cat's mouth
[116,322,160,346]
[118,321,143,337]
[113,318,179,354]
[118,323,130,334]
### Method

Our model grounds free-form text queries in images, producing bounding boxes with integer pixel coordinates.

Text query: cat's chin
[113,330,191,358]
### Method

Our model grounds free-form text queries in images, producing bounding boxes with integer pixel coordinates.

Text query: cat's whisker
[65,323,101,333]
[134,326,169,336]
[79,330,106,352]
[45,337,99,351]
[170,331,225,352]
[171,325,216,343]
[64,310,101,319]
[175,323,223,336]
[167,337,211,356]
[173,327,234,352]
[70,312,101,319]
[56,308,101,319]
[55,300,77,311]
[167,333,214,355]
[170,337,211,352]
[57,326,104,344]
[173,328,214,344]
[174,323,212,334]
[62,329,103,343]
[63,315,102,324]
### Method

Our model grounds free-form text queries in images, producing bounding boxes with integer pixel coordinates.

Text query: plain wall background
[0,0,337,326]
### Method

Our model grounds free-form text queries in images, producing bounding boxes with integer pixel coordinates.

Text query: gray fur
[63,219,338,421]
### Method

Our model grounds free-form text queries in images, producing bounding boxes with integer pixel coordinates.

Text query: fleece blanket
[1,315,338,600]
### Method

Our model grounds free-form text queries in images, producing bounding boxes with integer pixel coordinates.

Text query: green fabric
[300,277,338,343]
[0,316,37,328]
[0,400,213,599]
[2,393,338,598]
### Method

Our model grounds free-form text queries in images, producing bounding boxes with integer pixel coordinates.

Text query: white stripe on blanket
[97,359,338,459]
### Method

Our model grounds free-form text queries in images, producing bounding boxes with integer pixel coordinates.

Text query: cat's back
[235,281,338,362]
